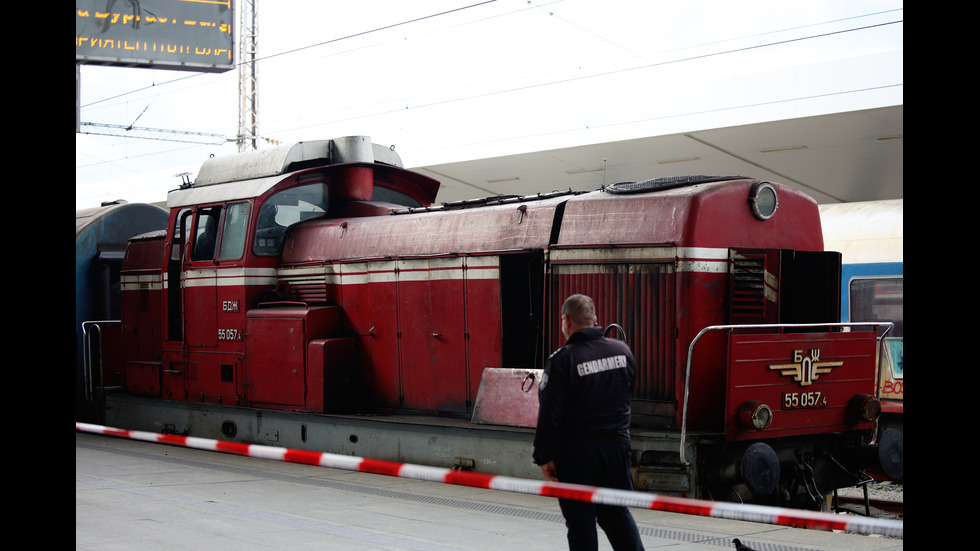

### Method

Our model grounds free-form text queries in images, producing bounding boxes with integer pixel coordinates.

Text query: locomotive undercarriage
[692,431,902,510]
[98,392,896,508]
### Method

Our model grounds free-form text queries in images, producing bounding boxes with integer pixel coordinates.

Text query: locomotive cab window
[254,183,329,256]
[218,202,250,260]
[171,209,191,261]
[191,206,221,261]
[184,203,252,262]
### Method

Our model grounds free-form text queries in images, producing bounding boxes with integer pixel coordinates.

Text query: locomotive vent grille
[278,273,329,303]
[288,283,328,303]
[730,252,776,320]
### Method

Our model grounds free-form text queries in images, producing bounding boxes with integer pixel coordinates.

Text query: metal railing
[80,320,121,404]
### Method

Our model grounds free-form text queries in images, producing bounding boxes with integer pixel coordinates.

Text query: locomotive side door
[396,257,468,412]
[184,205,220,348]
[168,202,251,404]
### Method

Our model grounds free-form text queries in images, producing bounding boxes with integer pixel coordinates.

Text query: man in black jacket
[533,294,645,551]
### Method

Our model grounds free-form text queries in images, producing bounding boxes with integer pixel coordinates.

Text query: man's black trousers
[556,438,644,551]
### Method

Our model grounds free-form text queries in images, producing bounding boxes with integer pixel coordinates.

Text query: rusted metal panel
[246,316,307,407]
[556,179,824,251]
[282,197,563,263]
[397,257,469,412]
[308,337,360,413]
[471,368,543,427]
[244,306,342,410]
[325,256,503,414]
[549,253,675,404]
[462,256,504,405]
[340,262,402,409]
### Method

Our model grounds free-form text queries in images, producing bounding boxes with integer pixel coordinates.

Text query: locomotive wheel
[741,442,780,496]
[878,428,903,480]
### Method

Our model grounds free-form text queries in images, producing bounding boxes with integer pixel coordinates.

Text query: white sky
[75,0,903,209]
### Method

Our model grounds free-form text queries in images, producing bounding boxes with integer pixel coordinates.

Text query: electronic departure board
[75,0,235,73]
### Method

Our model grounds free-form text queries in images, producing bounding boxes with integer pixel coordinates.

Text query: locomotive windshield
[374,185,423,208]
[254,183,329,255]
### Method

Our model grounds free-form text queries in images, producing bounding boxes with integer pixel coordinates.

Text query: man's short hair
[562,294,596,327]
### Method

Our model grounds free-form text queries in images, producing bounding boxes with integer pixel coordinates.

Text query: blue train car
[820,199,903,434]
[76,200,169,421]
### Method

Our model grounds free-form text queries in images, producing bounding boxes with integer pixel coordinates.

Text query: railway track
[833,490,903,519]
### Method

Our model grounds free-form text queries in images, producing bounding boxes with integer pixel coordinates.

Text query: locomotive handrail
[604,323,627,341]
[80,320,121,404]
[678,321,894,465]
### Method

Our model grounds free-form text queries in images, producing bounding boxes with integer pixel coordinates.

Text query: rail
[679,322,894,465]
[80,320,120,404]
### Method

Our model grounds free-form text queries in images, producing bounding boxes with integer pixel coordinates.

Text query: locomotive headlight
[738,400,773,430]
[749,181,778,220]
[848,393,882,423]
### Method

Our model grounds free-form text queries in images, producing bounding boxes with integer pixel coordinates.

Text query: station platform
[76,431,902,551]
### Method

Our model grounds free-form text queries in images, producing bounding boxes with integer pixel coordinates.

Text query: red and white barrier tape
[76,422,902,538]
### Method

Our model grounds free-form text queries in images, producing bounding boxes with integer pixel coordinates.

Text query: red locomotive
[81,136,901,508]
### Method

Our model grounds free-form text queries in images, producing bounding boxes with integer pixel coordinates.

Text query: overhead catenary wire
[80,3,902,128]
[78,1,505,148]
[80,0,502,110]
[276,18,903,139]
[76,2,902,188]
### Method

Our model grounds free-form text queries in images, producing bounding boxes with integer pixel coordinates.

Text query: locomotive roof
[167,136,408,208]
[194,136,402,186]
